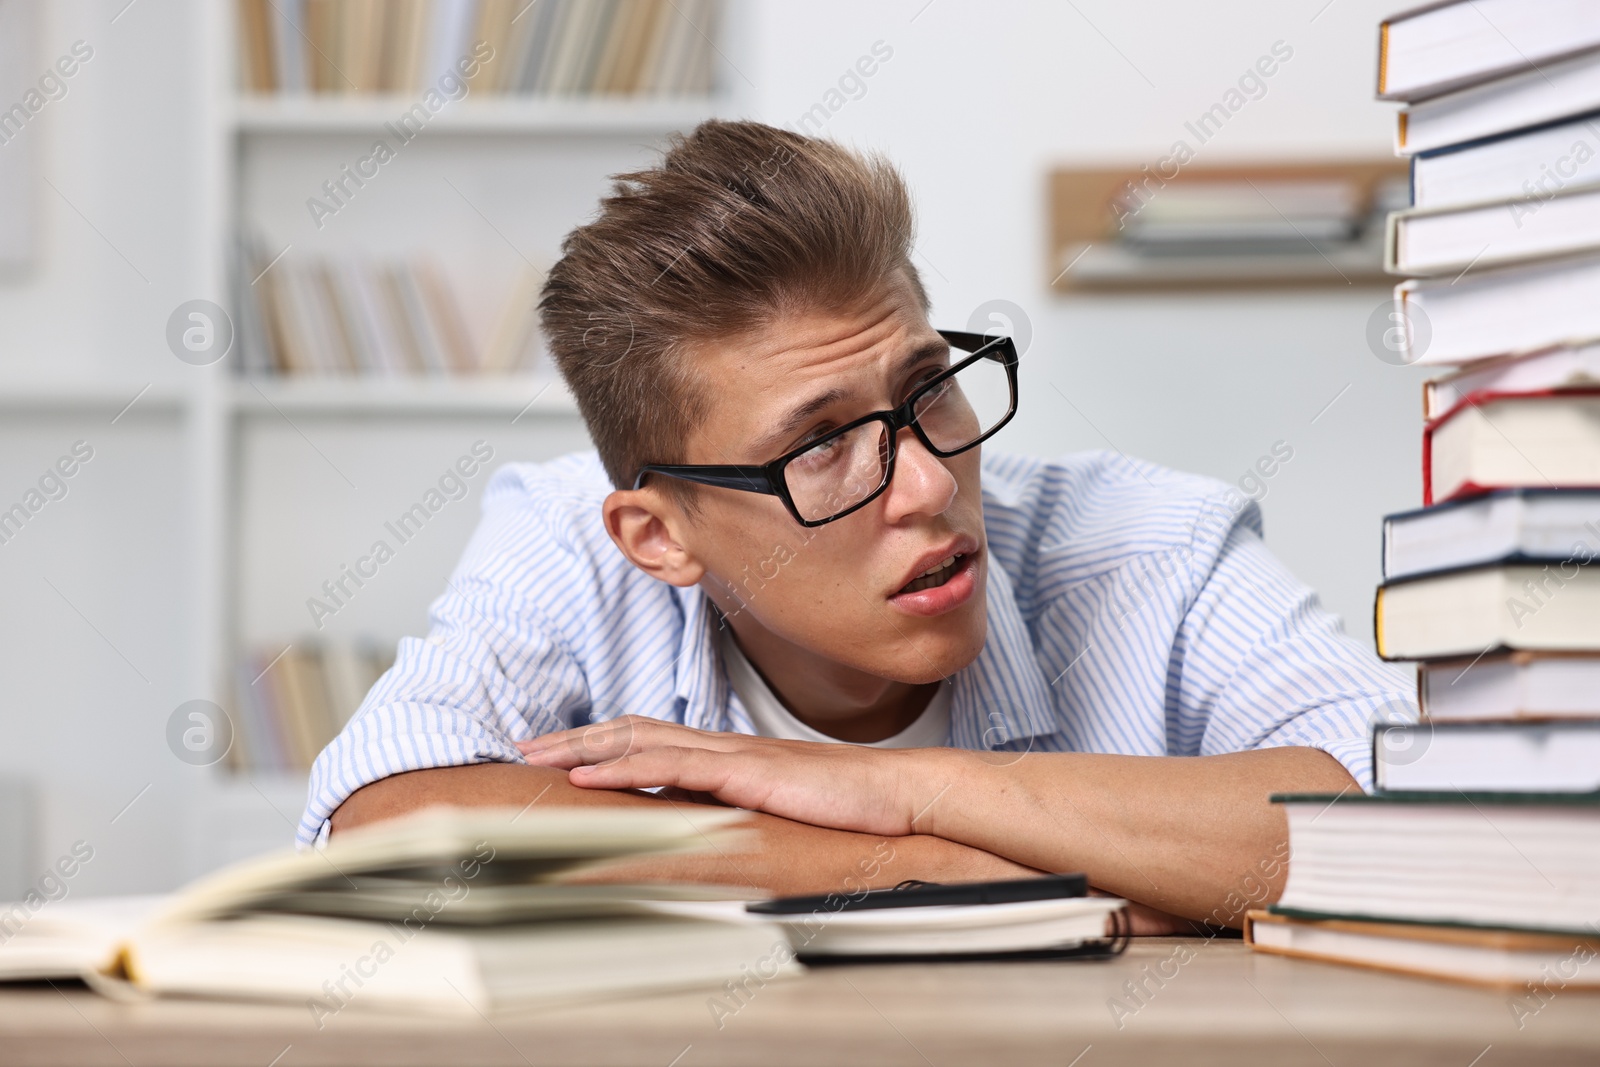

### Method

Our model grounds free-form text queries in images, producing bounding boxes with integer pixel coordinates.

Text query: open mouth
[898,552,967,595]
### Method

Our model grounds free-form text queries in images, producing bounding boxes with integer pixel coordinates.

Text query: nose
[879,425,958,523]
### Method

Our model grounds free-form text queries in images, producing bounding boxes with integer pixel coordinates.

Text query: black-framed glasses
[632,329,1019,527]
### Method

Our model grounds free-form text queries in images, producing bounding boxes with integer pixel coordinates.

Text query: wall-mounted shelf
[1048,161,1410,291]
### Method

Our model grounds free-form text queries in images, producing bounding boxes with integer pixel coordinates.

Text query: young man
[304,120,1413,929]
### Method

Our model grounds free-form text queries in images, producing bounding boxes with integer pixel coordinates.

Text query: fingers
[567,746,745,801]
[518,716,754,769]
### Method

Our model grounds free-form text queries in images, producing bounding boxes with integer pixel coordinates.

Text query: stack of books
[239,250,545,377]
[232,640,396,772]
[235,0,721,97]
[1246,0,1600,988]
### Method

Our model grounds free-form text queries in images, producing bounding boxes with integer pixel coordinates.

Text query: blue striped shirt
[299,449,1415,847]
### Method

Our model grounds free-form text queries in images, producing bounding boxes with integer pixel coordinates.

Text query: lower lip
[888,552,980,617]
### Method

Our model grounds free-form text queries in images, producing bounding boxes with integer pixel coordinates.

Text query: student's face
[672,270,989,684]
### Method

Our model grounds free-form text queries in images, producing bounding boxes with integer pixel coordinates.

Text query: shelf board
[232,95,721,135]
[0,380,188,413]
[230,375,581,416]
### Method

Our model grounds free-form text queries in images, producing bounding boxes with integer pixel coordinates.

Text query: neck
[720,613,939,743]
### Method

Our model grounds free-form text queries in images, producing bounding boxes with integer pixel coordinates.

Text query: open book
[0,806,790,1016]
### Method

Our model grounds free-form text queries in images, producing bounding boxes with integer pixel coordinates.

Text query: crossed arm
[330,722,1356,929]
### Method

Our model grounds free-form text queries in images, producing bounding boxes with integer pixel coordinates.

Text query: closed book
[236,0,276,93]
[423,0,479,86]
[378,0,430,92]
[646,0,702,94]
[468,0,517,93]
[1381,488,1600,581]
[1377,0,1600,102]
[1423,392,1600,504]
[1376,560,1600,659]
[267,0,308,94]
[1410,110,1600,212]
[530,0,580,93]
[275,646,329,769]
[1387,184,1600,276]
[590,0,645,93]
[1396,254,1600,366]
[1424,342,1600,420]
[543,0,610,93]
[1421,651,1600,720]
[1400,49,1600,156]
[480,265,545,374]
[1272,791,1600,934]
[512,0,565,92]
[572,0,622,93]
[413,259,476,373]
[767,897,1124,960]
[1245,910,1600,990]
[127,912,785,1016]
[609,0,666,94]
[1374,720,1600,793]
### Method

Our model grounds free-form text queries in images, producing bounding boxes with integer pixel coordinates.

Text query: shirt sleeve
[296,475,592,848]
[1171,507,1417,794]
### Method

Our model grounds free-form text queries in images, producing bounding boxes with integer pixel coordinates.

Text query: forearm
[330,762,1037,895]
[913,746,1357,925]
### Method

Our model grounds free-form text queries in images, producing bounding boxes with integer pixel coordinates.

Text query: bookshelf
[158,1,738,871]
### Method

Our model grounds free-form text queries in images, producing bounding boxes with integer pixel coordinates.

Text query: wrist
[900,747,987,840]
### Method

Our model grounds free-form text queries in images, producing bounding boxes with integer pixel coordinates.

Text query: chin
[884,608,988,685]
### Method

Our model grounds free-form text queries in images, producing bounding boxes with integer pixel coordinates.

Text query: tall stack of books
[1247,0,1600,990]
[235,0,721,97]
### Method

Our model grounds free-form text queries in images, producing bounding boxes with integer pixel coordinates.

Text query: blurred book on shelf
[1046,162,1408,289]
[239,246,546,377]
[1249,0,1600,987]
[231,639,395,773]
[235,0,720,97]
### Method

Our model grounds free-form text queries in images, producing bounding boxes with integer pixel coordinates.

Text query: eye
[905,363,950,398]
[794,423,837,450]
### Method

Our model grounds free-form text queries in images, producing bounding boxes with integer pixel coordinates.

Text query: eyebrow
[751,338,949,461]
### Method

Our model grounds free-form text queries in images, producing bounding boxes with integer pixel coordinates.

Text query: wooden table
[3,938,1597,1065]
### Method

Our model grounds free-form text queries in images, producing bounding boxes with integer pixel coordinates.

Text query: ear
[602,488,705,588]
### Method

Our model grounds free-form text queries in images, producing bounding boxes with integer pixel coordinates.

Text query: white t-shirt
[717,625,952,748]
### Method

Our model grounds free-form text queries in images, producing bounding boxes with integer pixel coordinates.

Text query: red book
[1422,389,1600,505]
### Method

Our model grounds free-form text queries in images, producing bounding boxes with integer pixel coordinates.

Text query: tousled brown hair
[539,119,927,509]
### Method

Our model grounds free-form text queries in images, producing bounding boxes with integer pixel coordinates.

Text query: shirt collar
[671,584,733,733]
[948,557,1061,749]
[670,559,1060,749]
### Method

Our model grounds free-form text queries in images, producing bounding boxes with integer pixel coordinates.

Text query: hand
[515,716,951,837]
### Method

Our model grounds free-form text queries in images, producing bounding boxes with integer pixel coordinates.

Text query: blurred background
[0,0,1423,898]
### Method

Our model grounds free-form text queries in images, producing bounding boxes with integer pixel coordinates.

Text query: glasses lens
[783,420,890,523]
[913,349,1013,453]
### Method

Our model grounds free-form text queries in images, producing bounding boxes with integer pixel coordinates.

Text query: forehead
[687,276,942,461]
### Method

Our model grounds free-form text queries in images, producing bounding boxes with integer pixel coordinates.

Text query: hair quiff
[539,119,928,506]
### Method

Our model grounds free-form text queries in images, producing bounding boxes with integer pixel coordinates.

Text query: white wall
[0,0,207,899]
[0,0,1423,896]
